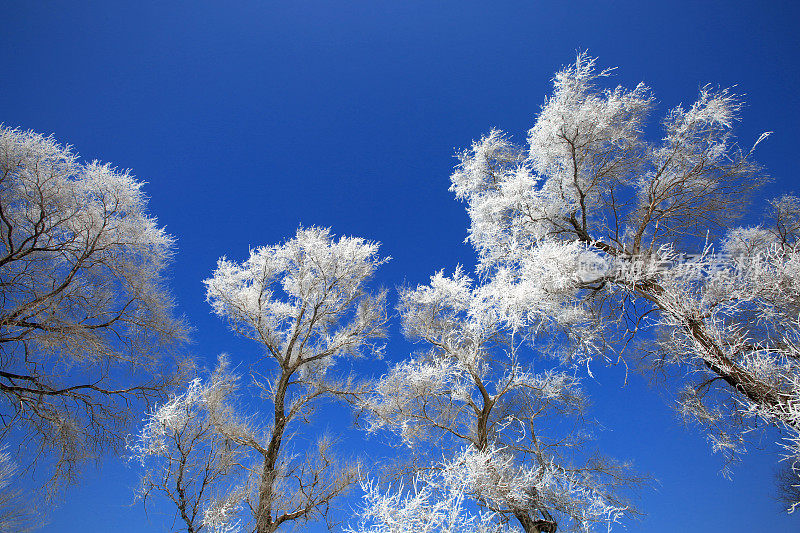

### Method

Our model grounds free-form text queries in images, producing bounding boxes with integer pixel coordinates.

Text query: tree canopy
[0,126,188,492]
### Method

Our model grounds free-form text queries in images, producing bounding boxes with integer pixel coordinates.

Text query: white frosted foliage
[449,52,800,509]
[360,265,637,532]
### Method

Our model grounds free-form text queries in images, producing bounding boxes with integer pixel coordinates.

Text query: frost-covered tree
[0,447,40,532]
[0,126,188,492]
[130,355,246,533]
[358,268,639,533]
[203,227,387,533]
[448,54,800,485]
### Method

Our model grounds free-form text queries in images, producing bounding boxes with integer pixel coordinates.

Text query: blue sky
[2,1,800,531]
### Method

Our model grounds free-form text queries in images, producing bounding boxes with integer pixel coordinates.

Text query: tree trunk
[255,368,292,533]
[636,281,797,430]
[513,508,556,533]
[685,316,796,426]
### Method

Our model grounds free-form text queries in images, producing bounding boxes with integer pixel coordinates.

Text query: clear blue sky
[2,1,800,531]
